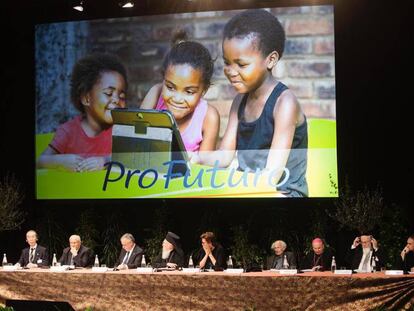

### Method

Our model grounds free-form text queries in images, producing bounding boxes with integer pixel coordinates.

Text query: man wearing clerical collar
[301,238,334,271]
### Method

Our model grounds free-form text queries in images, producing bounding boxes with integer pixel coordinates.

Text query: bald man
[16,230,49,268]
[301,238,334,271]
[59,235,94,268]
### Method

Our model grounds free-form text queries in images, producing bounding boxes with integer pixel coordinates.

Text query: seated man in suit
[301,238,334,271]
[15,230,49,268]
[347,234,384,271]
[114,233,144,270]
[152,231,185,269]
[193,232,227,270]
[398,234,414,272]
[265,240,297,270]
[59,235,94,268]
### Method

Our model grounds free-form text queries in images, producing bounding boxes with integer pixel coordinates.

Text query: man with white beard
[347,234,384,271]
[152,232,185,269]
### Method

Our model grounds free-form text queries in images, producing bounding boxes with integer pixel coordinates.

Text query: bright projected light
[35,4,337,199]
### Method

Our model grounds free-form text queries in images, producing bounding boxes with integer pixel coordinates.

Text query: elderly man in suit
[348,234,384,271]
[265,240,297,270]
[16,230,49,268]
[114,233,144,270]
[59,234,94,267]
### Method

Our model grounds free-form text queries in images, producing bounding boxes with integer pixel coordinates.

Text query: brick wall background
[36,5,335,135]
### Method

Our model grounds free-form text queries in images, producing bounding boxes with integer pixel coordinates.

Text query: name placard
[182,268,200,273]
[136,267,153,273]
[279,269,298,275]
[50,265,70,272]
[224,268,244,274]
[2,265,18,271]
[385,270,404,275]
[91,267,109,272]
[334,270,353,275]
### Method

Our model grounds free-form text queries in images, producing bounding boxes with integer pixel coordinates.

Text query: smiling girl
[140,30,219,153]
[37,53,127,172]
[195,9,308,197]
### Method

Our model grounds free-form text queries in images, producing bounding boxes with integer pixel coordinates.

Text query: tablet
[111,108,189,175]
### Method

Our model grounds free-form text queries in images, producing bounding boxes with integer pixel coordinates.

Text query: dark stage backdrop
[0,0,413,267]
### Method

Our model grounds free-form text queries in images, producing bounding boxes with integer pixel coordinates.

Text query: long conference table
[1,268,414,310]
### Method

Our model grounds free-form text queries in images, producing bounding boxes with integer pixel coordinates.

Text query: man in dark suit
[152,232,185,269]
[16,230,49,268]
[347,234,384,271]
[59,235,94,267]
[265,240,297,270]
[397,234,414,272]
[114,233,144,270]
[301,238,334,271]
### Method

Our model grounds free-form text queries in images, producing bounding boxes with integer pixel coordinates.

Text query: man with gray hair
[59,234,94,267]
[16,230,49,268]
[114,233,144,270]
[152,231,185,269]
[265,240,297,270]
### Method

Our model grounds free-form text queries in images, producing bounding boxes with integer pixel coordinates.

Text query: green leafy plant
[35,209,68,260]
[101,211,125,267]
[0,172,25,231]
[75,208,99,251]
[230,225,264,269]
[328,180,385,234]
[144,208,169,264]
[378,203,409,268]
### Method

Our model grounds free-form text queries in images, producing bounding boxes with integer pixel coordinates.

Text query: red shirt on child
[49,115,112,157]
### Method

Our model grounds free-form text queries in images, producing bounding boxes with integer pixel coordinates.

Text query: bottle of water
[282,254,289,269]
[94,255,99,267]
[371,254,377,273]
[188,255,194,268]
[2,253,7,266]
[331,256,336,273]
[141,255,146,268]
[52,253,57,267]
[227,255,233,269]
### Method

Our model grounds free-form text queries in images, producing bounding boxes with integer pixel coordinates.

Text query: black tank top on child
[236,82,308,197]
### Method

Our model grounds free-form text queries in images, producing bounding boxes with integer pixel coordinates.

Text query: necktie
[29,248,35,263]
[361,251,371,271]
[123,251,130,264]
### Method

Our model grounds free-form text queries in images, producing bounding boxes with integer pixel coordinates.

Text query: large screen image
[35,5,337,199]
